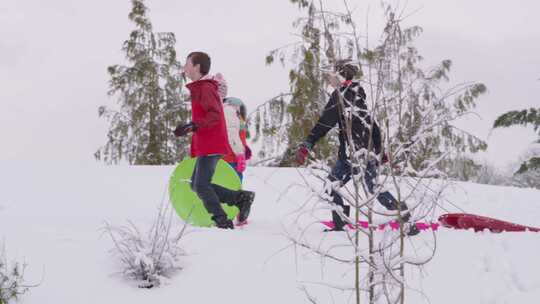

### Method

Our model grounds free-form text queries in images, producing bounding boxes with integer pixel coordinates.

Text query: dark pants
[328,158,408,228]
[191,155,241,222]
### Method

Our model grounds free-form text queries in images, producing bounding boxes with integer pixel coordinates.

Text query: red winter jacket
[186,79,231,157]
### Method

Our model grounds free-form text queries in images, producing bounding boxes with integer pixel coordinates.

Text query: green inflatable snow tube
[169,157,241,227]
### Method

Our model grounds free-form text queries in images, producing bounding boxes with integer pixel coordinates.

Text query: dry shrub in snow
[0,244,34,304]
[102,199,187,288]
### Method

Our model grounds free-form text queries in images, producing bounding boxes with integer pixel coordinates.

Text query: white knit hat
[213,73,228,100]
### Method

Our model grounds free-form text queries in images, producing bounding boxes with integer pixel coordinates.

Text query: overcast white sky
[1,0,539,168]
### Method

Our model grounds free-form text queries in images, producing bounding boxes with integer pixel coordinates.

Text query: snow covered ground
[1,163,539,303]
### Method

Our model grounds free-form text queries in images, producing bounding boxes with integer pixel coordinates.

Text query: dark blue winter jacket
[305,82,382,161]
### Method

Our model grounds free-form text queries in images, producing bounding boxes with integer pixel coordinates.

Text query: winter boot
[213,216,234,229]
[237,190,255,223]
[405,223,420,236]
[399,211,411,224]
[395,209,419,236]
[397,212,420,236]
[323,226,345,232]
[325,205,350,232]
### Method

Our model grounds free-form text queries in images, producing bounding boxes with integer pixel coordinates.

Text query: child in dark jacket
[295,60,418,235]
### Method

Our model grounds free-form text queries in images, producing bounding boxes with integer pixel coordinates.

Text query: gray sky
[1,0,538,168]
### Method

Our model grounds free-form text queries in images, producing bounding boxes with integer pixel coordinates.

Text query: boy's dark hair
[187,51,211,76]
[335,60,359,81]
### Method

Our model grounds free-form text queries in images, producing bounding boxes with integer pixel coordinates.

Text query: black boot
[392,199,410,223]
[323,226,345,232]
[237,191,255,223]
[396,211,419,236]
[213,216,234,229]
[325,205,350,232]
[406,224,420,236]
[399,211,411,223]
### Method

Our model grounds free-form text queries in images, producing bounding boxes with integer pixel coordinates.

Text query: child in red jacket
[174,52,255,229]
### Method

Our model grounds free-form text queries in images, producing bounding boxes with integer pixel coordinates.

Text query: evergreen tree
[96,0,189,165]
[365,10,487,177]
[278,2,330,166]
[259,0,344,166]
[494,107,540,174]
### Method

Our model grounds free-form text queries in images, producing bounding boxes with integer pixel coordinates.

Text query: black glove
[174,122,197,137]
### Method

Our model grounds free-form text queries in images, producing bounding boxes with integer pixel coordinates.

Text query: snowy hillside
[1,164,539,303]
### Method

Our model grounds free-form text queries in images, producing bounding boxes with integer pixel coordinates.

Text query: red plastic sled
[438,213,540,233]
